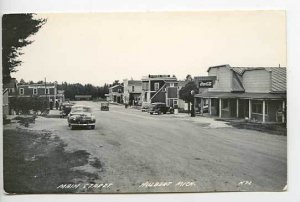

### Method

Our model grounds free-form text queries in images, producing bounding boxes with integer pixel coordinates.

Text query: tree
[179,81,198,113]
[112,80,119,86]
[185,74,192,81]
[2,14,46,84]
[19,78,26,84]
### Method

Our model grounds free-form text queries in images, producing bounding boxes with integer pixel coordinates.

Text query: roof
[128,80,142,85]
[195,91,286,100]
[74,95,92,97]
[142,74,177,81]
[18,83,56,87]
[237,67,287,92]
[207,65,286,93]
[109,84,124,89]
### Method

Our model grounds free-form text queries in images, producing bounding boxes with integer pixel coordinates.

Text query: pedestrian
[55,101,59,110]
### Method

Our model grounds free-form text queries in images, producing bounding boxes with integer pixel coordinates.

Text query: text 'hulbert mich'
[139,181,196,188]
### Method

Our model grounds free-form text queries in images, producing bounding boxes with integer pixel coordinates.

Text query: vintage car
[100,102,109,111]
[67,105,96,129]
[149,102,174,115]
[141,103,151,112]
[60,102,74,118]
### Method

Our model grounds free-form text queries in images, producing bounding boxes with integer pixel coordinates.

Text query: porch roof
[195,91,286,100]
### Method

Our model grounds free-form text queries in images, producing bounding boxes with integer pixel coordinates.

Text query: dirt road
[4,101,287,193]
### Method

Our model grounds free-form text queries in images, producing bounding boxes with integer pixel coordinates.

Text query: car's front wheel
[91,125,95,129]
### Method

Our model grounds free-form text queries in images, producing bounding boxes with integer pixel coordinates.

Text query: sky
[13,11,286,86]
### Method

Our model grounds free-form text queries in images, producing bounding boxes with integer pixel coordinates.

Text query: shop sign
[199,80,213,88]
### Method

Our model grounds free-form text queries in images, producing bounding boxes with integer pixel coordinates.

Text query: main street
[24,101,287,193]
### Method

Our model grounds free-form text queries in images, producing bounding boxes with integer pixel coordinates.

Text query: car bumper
[69,119,96,125]
[69,123,95,126]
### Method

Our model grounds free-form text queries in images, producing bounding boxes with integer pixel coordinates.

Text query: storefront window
[222,99,229,110]
[252,101,268,114]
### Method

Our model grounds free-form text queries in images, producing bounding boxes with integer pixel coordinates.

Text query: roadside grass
[225,122,287,136]
[3,128,102,194]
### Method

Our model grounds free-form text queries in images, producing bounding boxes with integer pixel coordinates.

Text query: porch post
[262,100,266,123]
[200,98,204,115]
[282,100,285,123]
[248,99,252,120]
[219,98,222,118]
[236,99,239,118]
[209,98,212,115]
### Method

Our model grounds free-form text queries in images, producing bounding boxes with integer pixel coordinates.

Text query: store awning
[195,91,286,100]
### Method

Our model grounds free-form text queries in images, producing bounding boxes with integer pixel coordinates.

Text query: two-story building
[106,84,124,103]
[123,79,142,105]
[17,82,64,107]
[195,64,286,123]
[141,75,179,107]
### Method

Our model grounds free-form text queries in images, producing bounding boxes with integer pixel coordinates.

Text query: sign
[199,80,213,88]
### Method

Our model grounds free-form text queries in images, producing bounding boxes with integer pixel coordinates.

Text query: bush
[10,97,49,115]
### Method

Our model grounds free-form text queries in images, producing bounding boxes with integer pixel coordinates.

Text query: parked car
[149,102,174,115]
[67,105,96,130]
[60,103,74,118]
[141,103,151,112]
[100,102,109,111]
[198,105,209,113]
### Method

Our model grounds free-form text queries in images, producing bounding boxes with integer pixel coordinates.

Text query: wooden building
[195,64,286,123]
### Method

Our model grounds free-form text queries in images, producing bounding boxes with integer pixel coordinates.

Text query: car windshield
[71,106,91,113]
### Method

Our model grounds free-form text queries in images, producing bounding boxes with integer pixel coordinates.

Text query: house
[194,64,286,123]
[2,78,18,115]
[106,84,124,103]
[123,79,142,105]
[141,75,179,107]
[16,81,64,108]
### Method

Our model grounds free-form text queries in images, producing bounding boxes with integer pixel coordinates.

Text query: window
[9,88,15,93]
[154,82,160,91]
[252,101,262,114]
[142,82,149,91]
[132,86,135,92]
[170,83,174,87]
[118,88,122,93]
[173,100,178,105]
[19,88,24,95]
[252,101,268,114]
[45,88,50,95]
[222,99,229,110]
[33,88,38,95]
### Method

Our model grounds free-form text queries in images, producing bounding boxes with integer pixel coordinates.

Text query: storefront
[195,92,286,123]
[194,65,286,123]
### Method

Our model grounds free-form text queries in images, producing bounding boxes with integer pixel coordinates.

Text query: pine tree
[2,14,46,84]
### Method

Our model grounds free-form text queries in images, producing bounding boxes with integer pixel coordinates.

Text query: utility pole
[45,77,48,109]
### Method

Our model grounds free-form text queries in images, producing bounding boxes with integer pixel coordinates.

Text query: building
[16,82,64,107]
[3,78,18,115]
[75,95,92,101]
[106,84,124,103]
[123,79,142,105]
[195,64,286,123]
[141,75,179,107]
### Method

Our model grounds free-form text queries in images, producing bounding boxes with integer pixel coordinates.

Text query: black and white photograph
[2,11,287,194]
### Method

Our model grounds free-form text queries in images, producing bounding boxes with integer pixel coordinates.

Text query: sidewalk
[47,109,61,118]
[169,113,231,128]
